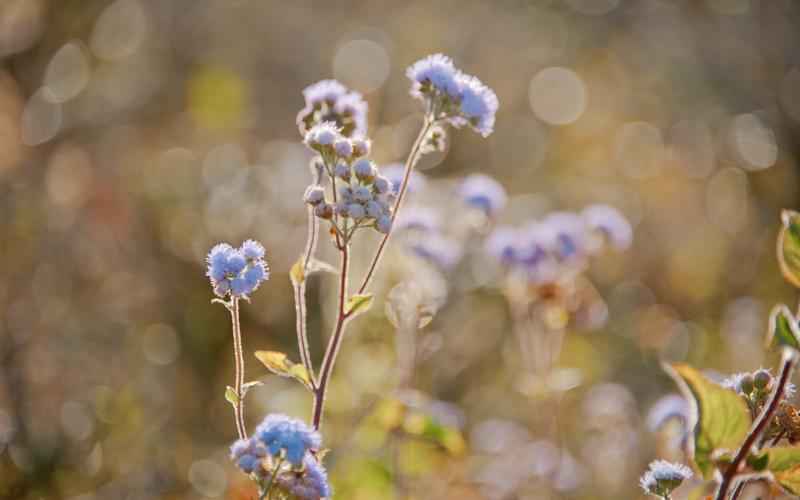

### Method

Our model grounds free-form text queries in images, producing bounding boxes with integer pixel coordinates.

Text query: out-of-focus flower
[408,234,463,271]
[582,204,633,251]
[254,414,321,466]
[456,73,499,137]
[230,438,267,475]
[646,394,690,432]
[639,460,692,498]
[458,173,507,217]
[297,79,368,138]
[381,163,427,195]
[395,206,441,233]
[206,241,269,298]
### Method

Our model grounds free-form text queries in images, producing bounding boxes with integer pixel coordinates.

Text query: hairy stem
[729,481,745,500]
[312,242,350,430]
[230,298,247,439]
[292,167,323,386]
[356,117,433,294]
[715,349,797,500]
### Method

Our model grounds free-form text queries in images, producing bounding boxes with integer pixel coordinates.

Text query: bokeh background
[2,0,800,498]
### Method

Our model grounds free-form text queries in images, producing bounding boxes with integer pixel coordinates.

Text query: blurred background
[1,0,800,498]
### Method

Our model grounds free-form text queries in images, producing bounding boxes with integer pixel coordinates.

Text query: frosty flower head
[582,204,633,252]
[456,73,498,137]
[407,54,499,137]
[639,460,692,498]
[381,163,427,195]
[206,241,269,298]
[255,414,321,466]
[230,438,267,475]
[304,122,343,155]
[297,79,368,138]
[273,455,332,500]
[304,185,326,206]
[458,174,507,217]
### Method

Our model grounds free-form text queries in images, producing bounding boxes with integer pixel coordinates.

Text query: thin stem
[230,298,247,439]
[729,481,745,500]
[293,167,323,385]
[356,117,433,294]
[261,456,284,500]
[312,242,350,430]
[715,350,797,500]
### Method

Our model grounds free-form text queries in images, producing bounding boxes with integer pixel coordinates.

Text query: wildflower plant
[205,54,498,499]
[640,211,800,500]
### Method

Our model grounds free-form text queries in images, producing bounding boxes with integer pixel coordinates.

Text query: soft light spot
[731,113,777,171]
[90,0,147,60]
[669,120,715,179]
[44,41,91,103]
[188,66,247,130]
[21,87,62,146]
[0,0,45,58]
[529,67,587,126]
[333,39,390,94]
[142,323,180,365]
[188,459,227,498]
[46,143,93,207]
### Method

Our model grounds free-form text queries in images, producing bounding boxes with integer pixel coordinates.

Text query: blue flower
[206,240,269,298]
[230,438,267,475]
[581,204,633,251]
[254,414,321,467]
[458,174,507,217]
[275,455,332,500]
[456,74,498,137]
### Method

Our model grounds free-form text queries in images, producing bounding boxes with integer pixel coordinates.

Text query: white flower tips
[297,79,368,138]
[304,186,325,206]
[639,460,692,498]
[406,53,499,137]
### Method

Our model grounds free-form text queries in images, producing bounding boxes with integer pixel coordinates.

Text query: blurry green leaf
[761,446,800,494]
[767,305,800,351]
[402,411,466,456]
[225,385,239,406]
[308,258,337,275]
[666,363,752,479]
[747,451,769,472]
[254,351,313,391]
[778,209,800,288]
[345,293,373,318]
[290,256,305,285]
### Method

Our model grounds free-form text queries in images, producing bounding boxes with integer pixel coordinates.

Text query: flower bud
[754,369,772,391]
[351,138,371,158]
[314,203,334,219]
[334,139,353,158]
[376,214,392,234]
[353,159,376,183]
[303,185,325,205]
[348,203,366,220]
[739,373,755,395]
[334,162,351,181]
[353,186,372,203]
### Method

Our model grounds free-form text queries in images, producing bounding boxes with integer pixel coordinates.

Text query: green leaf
[762,446,800,494]
[746,451,769,472]
[241,380,263,396]
[779,210,800,288]
[767,304,800,350]
[345,293,373,318]
[665,363,752,479]
[254,351,313,391]
[225,385,239,406]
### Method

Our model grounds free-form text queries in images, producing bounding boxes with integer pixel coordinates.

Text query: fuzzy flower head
[255,414,321,467]
[297,79,368,138]
[582,204,633,252]
[639,460,692,498]
[304,122,344,155]
[273,455,332,500]
[230,438,268,476]
[206,241,269,298]
[381,163,427,196]
[407,54,499,137]
[408,234,463,271]
[458,174,507,217]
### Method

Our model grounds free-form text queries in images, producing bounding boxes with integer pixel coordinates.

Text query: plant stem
[729,481,745,500]
[356,117,433,294]
[292,167,323,386]
[714,349,797,500]
[230,297,247,439]
[312,242,350,430]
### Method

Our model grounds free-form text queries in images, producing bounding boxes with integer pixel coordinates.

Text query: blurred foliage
[2,0,800,499]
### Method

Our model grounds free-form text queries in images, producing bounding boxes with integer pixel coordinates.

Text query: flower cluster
[458,173,508,217]
[639,460,692,498]
[230,414,330,499]
[407,53,499,137]
[206,240,269,298]
[296,79,368,138]
[304,122,394,237]
[486,205,632,288]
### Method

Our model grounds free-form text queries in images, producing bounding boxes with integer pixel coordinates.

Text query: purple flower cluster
[296,79,368,139]
[486,205,632,286]
[407,54,499,137]
[274,455,332,500]
[458,174,508,217]
[206,240,269,298]
[303,123,395,236]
